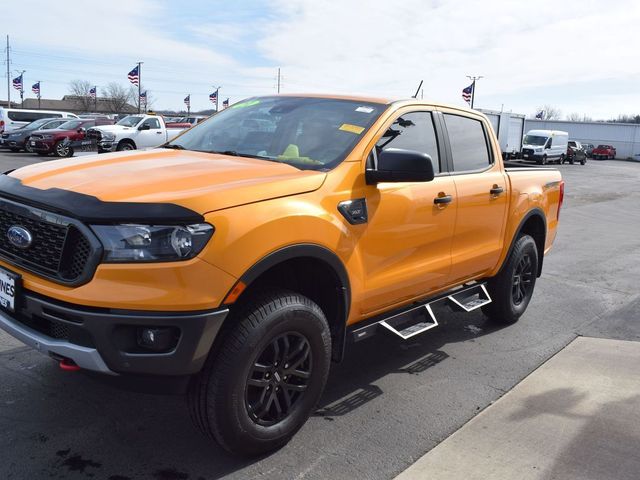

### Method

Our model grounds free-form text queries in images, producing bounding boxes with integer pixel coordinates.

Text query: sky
[1,0,639,119]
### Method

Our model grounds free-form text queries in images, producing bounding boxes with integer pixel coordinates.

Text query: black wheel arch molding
[498,208,547,278]
[226,243,351,363]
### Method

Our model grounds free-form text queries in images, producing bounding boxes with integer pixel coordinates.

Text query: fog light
[137,327,178,352]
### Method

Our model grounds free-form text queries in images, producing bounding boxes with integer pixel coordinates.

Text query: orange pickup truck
[0,94,563,455]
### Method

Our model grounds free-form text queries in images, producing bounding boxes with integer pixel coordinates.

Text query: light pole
[466,75,483,109]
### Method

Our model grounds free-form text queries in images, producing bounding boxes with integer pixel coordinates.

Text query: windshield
[596,145,608,149]
[167,96,386,170]
[117,116,144,127]
[23,118,55,130]
[523,135,548,146]
[58,120,83,130]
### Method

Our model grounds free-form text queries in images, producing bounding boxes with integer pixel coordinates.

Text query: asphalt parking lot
[0,151,639,480]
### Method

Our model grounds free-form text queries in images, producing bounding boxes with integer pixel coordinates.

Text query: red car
[592,144,616,160]
[29,119,98,157]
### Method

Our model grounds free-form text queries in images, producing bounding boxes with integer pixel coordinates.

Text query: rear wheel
[580,156,586,165]
[483,234,538,325]
[188,289,331,456]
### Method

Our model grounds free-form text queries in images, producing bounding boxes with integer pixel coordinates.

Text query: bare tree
[565,112,594,122]
[129,86,154,112]
[101,83,133,114]
[68,79,95,111]
[533,105,562,120]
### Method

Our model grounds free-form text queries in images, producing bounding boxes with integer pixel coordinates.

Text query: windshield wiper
[162,144,185,150]
[209,150,277,161]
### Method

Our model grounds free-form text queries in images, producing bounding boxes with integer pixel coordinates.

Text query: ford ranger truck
[0,95,563,456]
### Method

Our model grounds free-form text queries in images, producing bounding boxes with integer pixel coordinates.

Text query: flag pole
[95,86,97,112]
[466,75,483,109]
[37,80,40,109]
[137,61,142,113]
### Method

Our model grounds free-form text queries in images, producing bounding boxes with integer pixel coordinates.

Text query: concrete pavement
[397,337,640,480]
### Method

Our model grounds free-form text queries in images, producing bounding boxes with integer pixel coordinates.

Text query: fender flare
[500,208,547,277]
[230,243,351,362]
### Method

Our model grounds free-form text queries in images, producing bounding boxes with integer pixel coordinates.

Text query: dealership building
[524,119,640,159]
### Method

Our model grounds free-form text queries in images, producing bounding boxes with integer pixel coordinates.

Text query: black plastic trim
[235,243,351,362]
[499,208,547,277]
[4,289,228,376]
[0,174,203,224]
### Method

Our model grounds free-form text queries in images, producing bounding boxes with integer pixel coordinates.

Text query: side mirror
[138,124,150,131]
[366,148,435,185]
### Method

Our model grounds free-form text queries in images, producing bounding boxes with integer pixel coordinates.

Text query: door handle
[156,131,163,134]
[433,194,453,205]
[490,186,504,195]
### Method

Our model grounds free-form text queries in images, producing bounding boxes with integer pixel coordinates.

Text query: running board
[447,284,491,312]
[351,283,491,342]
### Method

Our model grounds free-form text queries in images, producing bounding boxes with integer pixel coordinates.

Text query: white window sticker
[355,106,374,113]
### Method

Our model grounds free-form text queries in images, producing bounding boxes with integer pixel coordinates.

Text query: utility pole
[466,75,483,109]
[137,61,143,114]
[5,35,10,107]
[277,67,281,94]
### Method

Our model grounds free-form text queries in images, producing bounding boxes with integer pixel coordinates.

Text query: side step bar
[351,283,491,342]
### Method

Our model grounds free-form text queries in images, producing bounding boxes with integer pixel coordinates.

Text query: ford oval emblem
[7,225,33,250]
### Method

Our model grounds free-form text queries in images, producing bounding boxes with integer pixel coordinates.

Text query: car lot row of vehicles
[0,108,190,157]
[520,129,616,166]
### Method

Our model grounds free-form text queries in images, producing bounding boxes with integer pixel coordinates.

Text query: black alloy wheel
[245,332,312,426]
[511,253,534,306]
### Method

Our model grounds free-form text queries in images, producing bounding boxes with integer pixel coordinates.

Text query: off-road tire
[482,234,538,324]
[188,289,331,456]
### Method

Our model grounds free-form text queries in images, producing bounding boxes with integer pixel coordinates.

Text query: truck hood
[9,149,327,214]
[91,124,135,134]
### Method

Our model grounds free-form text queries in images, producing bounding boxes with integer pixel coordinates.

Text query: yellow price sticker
[339,123,365,134]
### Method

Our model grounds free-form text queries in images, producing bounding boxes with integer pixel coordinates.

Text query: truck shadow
[0,306,506,479]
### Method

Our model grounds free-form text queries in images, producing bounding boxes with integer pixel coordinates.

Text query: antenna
[413,80,423,99]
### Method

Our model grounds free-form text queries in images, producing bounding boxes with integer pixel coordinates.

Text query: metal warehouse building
[525,119,640,159]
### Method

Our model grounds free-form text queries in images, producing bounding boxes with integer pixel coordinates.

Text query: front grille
[86,129,102,141]
[522,148,534,156]
[0,198,99,284]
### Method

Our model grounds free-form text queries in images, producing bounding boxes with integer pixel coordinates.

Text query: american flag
[535,110,544,119]
[89,86,97,99]
[222,98,229,109]
[184,95,190,108]
[462,83,473,104]
[209,91,217,104]
[12,74,23,91]
[128,65,140,86]
[140,91,147,103]
[32,82,40,96]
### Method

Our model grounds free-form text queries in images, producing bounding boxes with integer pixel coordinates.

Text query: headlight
[91,223,214,262]
[43,134,55,139]
[535,147,542,152]
[101,132,116,141]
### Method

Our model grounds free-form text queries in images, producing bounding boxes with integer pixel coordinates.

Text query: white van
[521,129,569,165]
[0,108,78,133]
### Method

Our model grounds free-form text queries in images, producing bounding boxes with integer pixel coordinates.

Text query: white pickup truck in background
[87,114,189,153]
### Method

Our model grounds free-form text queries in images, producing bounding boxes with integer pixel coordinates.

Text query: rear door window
[443,114,492,172]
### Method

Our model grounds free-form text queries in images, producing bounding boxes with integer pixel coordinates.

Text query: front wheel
[54,140,73,157]
[189,290,331,456]
[116,141,135,151]
[482,234,538,324]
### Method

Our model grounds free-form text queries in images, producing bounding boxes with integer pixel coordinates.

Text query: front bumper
[0,290,228,376]
[30,140,54,152]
